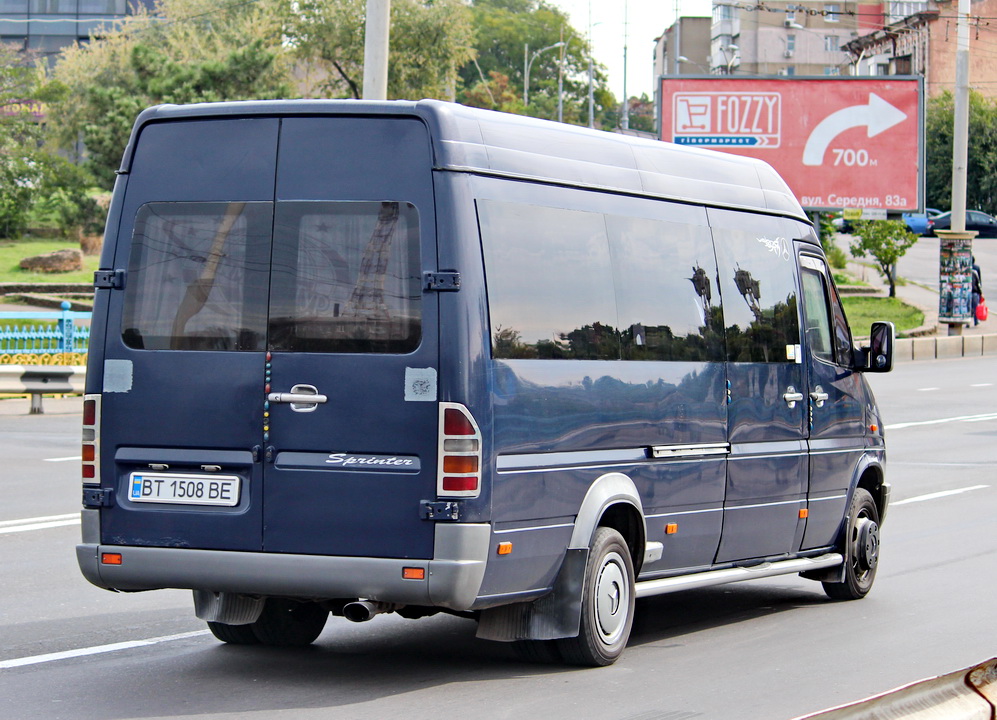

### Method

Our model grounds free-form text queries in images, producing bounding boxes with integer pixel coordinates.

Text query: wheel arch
[568,472,646,574]
[854,451,889,525]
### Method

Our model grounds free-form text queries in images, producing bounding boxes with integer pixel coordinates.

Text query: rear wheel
[823,488,881,600]
[207,621,260,645]
[251,598,329,646]
[557,527,635,666]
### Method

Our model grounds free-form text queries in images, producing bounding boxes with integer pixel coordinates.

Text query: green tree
[925,90,997,215]
[288,0,474,101]
[0,43,46,238]
[49,0,293,187]
[849,220,919,298]
[458,0,617,125]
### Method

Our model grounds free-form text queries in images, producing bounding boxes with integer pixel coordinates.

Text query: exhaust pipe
[342,601,398,623]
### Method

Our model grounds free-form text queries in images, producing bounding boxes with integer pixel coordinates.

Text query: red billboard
[659,76,923,212]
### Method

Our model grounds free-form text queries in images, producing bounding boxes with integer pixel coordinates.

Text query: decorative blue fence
[0,302,92,359]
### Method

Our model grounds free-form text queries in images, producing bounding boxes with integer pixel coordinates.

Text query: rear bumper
[77,522,491,612]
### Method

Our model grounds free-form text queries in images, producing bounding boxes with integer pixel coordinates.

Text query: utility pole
[362,0,390,100]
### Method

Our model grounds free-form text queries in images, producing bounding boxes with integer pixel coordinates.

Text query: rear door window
[268,201,422,354]
[121,202,272,351]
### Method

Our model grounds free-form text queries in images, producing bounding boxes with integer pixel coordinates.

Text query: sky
[546,0,713,100]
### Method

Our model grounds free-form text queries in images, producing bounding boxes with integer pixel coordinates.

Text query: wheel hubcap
[595,552,629,644]
[855,517,880,573]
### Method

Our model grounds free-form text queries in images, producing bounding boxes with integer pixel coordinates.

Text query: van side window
[711,217,801,363]
[121,202,271,351]
[478,201,619,359]
[268,201,422,354]
[606,215,724,362]
[479,199,723,361]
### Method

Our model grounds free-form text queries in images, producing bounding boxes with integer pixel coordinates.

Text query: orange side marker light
[497,542,513,555]
[799,509,809,519]
[665,523,679,535]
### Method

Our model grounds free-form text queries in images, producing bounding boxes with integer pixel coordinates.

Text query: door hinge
[420,500,462,521]
[94,269,125,290]
[423,271,461,292]
[83,487,114,508]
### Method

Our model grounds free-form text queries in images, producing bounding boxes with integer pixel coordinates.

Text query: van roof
[123,99,808,222]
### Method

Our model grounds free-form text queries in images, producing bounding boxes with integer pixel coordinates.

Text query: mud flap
[476,548,588,642]
[193,590,266,625]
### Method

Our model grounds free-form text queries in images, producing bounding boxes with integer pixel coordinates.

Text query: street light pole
[523,41,566,108]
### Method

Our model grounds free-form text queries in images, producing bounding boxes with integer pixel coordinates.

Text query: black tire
[510,640,563,664]
[557,527,635,667]
[250,598,329,646]
[207,620,261,645]
[823,488,881,600]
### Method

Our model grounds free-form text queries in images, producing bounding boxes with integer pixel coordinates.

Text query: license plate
[128,472,241,507]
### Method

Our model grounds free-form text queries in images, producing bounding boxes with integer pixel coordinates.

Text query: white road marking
[0,513,80,535]
[916,387,939,392]
[44,456,82,463]
[0,630,211,670]
[886,412,997,430]
[891,485,990,506]
[971,383,993,387]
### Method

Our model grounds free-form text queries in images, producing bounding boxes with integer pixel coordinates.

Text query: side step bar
[635,553,844,599]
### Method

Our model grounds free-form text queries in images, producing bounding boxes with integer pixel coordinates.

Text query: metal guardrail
[0,365,86,414]
[0,302,91,358]
[794,657,996,719]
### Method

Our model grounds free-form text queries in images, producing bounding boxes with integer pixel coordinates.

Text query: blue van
[78,100,894,666]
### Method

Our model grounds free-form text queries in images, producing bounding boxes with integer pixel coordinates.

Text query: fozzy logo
[673,92,781,148]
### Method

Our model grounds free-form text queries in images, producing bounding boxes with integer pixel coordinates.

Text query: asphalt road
[1,357,994,720]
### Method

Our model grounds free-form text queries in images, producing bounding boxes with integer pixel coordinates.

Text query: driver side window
[800,255,853,365]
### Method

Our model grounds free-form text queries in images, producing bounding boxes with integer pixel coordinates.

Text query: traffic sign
[659,76,924,213]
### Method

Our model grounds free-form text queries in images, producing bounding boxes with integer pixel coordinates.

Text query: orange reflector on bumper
[402,567,425,580]
[101,553,123,565]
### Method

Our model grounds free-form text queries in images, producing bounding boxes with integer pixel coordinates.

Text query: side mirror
[862,321,895,373]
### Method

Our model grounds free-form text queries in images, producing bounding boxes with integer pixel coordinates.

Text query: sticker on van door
[405,367,437,402]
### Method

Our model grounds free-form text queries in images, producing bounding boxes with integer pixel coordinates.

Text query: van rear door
[100,118,279,552]
[261,117,439,558]
[99,114,439,559]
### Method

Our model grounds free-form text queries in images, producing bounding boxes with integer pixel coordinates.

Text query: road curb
[896,333,997,362]
[794,657,997,719]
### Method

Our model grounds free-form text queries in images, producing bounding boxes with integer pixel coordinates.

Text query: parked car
[832,209,941,236]
[926,210,997,238]
[901,208,943,236]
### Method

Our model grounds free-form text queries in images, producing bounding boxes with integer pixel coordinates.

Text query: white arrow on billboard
[802,93,907,166]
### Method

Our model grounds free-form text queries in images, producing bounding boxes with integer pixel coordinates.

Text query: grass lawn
[0,238,100,284]
[842,296,925,337]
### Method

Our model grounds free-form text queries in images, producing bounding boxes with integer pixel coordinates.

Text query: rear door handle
[783,387,804,409]
[268,384,327,412]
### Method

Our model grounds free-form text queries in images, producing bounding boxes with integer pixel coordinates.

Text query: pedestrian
[971,255,983,326]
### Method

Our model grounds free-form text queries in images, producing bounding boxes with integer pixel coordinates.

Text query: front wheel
[557,527,635,666]
[823,488,881,600]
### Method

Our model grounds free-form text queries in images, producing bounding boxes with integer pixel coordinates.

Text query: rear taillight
[82,394,101,485]
[438,403,482,498]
